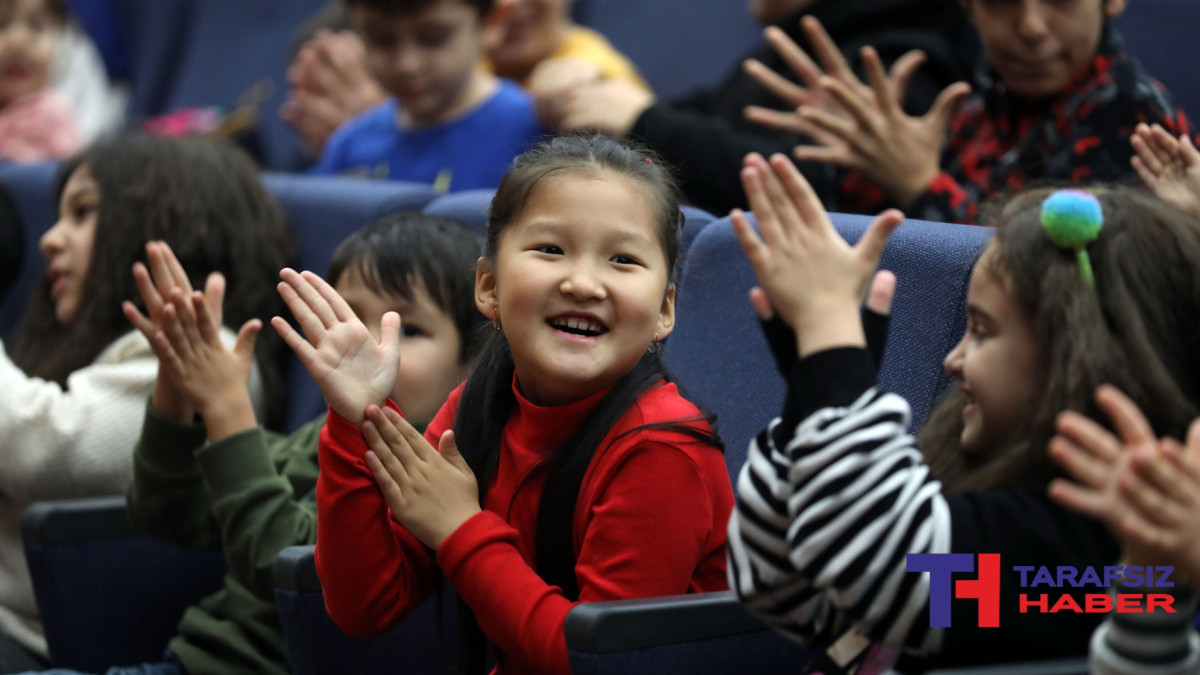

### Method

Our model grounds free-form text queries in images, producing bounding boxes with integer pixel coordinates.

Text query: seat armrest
[564,591,768,653]
[274,544,320,593]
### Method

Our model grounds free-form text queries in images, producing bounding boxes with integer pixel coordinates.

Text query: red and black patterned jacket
[832,25,1191,224]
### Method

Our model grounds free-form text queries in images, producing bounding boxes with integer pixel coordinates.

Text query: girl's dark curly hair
[9,134,296,429]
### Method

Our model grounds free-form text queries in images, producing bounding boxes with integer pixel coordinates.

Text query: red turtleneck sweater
[314,376,734,675]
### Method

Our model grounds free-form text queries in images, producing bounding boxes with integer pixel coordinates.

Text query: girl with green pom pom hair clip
[725,153,1200,671]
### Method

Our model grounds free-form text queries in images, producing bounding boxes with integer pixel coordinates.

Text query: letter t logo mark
[907,553,975,628]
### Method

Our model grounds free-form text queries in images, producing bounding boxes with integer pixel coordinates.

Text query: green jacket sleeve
[126,401,221,548]
[195,414,324,599]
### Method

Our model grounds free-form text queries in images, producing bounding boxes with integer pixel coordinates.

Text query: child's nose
[1016,1,1050,40]
[559,266,607,301]
[39,221,65,257]
[943,337,965,378]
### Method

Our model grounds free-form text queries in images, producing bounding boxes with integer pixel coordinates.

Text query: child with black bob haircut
[280,135,734,674]
[314,0,542,192]
[100,212,487,675]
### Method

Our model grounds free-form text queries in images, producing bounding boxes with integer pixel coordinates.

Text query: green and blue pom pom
[1040,189,1103,288]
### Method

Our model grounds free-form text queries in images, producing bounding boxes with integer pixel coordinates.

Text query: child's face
[943,247,1039,455]
[476,170,675,407]
[349,0,487,127]
[490,0,572,77]
[965,0,1127,99]
[747,0,817,26]
[40,164,98,326]
[335,267,467,422]
[0,0,60,107]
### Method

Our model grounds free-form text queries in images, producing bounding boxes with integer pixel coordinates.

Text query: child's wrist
[152,376,192,423]
[198,387,258,442]
[793,305,866,359]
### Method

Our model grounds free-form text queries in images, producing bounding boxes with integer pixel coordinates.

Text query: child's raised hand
[151,283,261,440]
[1047,385,1197,576]
[271,269,399,424]
[786,45,969,207]
[1130,123,1200,219]
[361,404,480,550]
[732,152,902,358]
[744,17,927,152]
[123,241,225,421]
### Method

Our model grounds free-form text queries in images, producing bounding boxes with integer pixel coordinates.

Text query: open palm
[272,268,399,423]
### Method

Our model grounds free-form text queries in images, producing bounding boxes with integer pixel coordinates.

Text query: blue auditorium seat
[664,213,991,476]
[0,162,59,339]
[261,174,439,432]
[422,188,494,231]
[117,0,330,170]
[22,497,227,671]
[1116,0,1200,121]
[572,0,762,99]
[273,545,458,675]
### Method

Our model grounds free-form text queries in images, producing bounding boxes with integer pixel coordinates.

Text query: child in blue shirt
[313,0,542,191]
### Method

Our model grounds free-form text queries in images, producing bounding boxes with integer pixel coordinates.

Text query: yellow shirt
[486,25,650,92]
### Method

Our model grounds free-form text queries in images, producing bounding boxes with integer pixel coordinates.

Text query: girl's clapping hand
[361,404,481,550]
[1131,123,1200,220]
[272,268,400,424]
[731,152,901,358]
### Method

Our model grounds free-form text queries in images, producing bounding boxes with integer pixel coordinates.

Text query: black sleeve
[0,182,24,305]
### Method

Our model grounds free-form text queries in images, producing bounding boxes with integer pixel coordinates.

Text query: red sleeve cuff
[437,510,519,580]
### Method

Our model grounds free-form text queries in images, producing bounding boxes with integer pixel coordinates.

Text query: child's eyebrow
[965,304,995,324]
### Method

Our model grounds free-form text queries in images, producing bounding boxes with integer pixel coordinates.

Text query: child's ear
[1103,0,1129,19]
[655,283,677,341]
[482,0,514,52]
[475,257,498,319]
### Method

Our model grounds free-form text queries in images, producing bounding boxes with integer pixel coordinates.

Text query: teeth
[552,317,604,333]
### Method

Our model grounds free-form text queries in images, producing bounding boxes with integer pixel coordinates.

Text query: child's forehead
[348,0,483,28]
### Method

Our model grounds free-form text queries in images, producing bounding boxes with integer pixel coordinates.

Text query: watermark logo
[906,554,1176,628]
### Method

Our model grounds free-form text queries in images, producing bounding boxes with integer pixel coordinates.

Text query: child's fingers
[122,300,155,337]
[769,153,832,235]
[860,47,899,116]
[1094,384,1157,447]
[203,272,227,329]
[191,292,221,344]
[131,262,163,316]
[739,164,785,247]
[365,405,419,471]
[385,406,436,464]
[744,106,810,136]
[744,56,808,106]
[764,25,823,88]
[1047,434,1112,489]
[276,277,329,344]
[1130,443,1195,506]
[865,270,898,316]
[379,311,403,359]
[1054,408,1122,463]
[748,287,775,321]
[792,143,857,169]
[1132,133,1167,176]
[752,154,807,240]
[364,449,407,513]
[1046,477,1108,522]
[887,49,926,104]
[150,329,187,382]
[814,77,877,138]
[1148,124,1184,162]
[1117,468,1177,528]
[803,16,855,84]
[271,315,318,364]
[731,208,772,274]
[160,302,196,363]
[1117,511,1176,556]
[234,319,262,362]
[922,82,971,136]
[855,209,903,269]
[158,241,193,293]
[301,270,359,325]
[279,269,339,330]
[170,291,205,354]
[1179,134,1200,167]
[1131,156,1162,189]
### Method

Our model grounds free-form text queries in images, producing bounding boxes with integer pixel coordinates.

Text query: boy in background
[313,0,542,192]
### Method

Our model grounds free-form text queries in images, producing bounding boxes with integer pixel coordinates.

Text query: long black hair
[9,134,296,428]
[450,135,721,672]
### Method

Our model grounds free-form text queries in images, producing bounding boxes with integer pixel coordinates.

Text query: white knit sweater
[0,329,263,657]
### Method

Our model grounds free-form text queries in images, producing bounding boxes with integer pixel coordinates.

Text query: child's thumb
[236,319,263,360]
[438,431,471,473]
